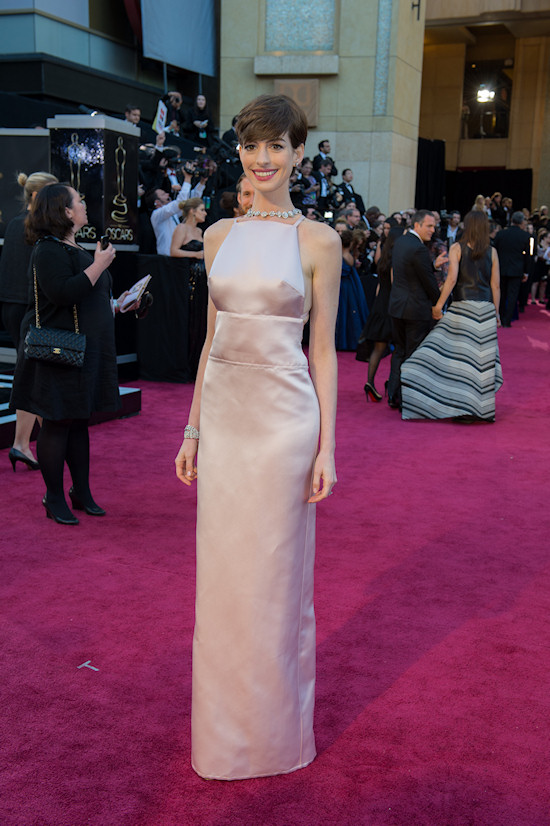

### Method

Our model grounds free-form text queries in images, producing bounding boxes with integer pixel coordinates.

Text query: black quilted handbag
[24,266,86,367]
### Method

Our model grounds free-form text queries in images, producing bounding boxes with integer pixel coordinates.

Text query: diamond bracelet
[184,425,199,440]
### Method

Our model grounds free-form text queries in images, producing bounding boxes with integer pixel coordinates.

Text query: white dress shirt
[151,181,205,255]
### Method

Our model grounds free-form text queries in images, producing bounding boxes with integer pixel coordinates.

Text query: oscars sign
[48,115,139,249]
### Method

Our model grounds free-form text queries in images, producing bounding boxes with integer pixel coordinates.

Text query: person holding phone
[10,185,137,524]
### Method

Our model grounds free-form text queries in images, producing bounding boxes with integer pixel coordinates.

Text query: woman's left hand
[308,450,337,503]
[116,290,140,314]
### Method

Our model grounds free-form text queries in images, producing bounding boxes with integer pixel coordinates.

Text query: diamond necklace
[246,208,302,219]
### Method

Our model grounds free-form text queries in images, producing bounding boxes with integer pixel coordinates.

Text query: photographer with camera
[163,91,185,137]
[144,158,206,256]
[190,156,220,224]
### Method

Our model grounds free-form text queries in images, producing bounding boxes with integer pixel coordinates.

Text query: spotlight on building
[477,85,495,103]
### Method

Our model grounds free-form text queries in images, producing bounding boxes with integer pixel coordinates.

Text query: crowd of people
[3,101,548,513]
[127,106,549,427]
[2,92,549,789]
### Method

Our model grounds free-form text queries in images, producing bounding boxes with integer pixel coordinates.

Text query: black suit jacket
[337,182,365,215]
[221,127,238,148]
[388,232,440,321]
[312,153,338,177]
[493,225,531,278]
[311,170,331,212]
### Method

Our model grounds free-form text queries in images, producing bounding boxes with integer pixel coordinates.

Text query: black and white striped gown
[401,247,503,421]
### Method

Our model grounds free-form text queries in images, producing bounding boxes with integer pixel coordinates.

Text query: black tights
[367,341,388,388]
[37,418,91,509]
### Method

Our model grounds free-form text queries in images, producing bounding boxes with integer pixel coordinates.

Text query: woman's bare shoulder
[203,219,234,270]
[299,218,341,251]
[204,218,234,245]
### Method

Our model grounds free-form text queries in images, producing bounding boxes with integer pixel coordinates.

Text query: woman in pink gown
[175,95,340,780]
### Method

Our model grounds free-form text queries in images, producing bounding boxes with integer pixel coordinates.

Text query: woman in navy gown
[335,230,368,351]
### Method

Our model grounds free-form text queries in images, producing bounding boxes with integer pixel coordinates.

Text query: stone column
[507,36,550,209]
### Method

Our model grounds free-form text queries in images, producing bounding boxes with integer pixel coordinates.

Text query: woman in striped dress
[401,210,503,421]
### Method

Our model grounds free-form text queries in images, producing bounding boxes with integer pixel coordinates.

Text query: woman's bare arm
[490,246,501,325]
[175,219,233,484]
[300,221,341,502]
[170,225,204,259]
[433,242,460,317]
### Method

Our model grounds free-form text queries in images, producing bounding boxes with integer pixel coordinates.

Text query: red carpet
[2,304,550,826]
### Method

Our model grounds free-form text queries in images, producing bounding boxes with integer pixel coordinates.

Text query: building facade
[220,0,550,213]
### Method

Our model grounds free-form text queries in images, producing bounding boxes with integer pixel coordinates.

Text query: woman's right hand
[175,438,198,486]
[93,241,116,272]
[194,250,204,260]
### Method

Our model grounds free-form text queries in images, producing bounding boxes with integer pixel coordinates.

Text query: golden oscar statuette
[111,136,128,223]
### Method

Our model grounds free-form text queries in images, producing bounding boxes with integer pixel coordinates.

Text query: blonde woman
[472,193,487,212]
[169,197,207,259]
[0,171,57,471]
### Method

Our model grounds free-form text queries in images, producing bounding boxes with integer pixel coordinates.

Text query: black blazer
[311,170,331,212]
[388,232,440,321]
[493,225,531,278]
[337,182,365,215]
[312,153,338,177]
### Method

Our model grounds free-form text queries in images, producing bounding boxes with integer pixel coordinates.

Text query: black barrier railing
[134,254,206,383]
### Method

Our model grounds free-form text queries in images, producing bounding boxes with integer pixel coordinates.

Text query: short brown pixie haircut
[236,94,308,150]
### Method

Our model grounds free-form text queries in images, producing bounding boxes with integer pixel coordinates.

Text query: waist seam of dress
[217,310,304,320]
[208,355,308,371]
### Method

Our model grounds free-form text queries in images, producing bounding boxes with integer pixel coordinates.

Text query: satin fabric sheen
[192,218,320,780]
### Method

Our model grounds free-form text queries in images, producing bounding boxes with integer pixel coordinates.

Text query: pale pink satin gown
[192,216,320,780]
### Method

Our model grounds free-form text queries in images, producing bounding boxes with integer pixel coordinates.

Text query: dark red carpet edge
[1,304,550,826]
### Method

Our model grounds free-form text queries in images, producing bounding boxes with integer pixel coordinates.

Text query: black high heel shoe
[42,497,79,525]
[69,487,106,516]
[364,382,382,402]
[9,448,40,472]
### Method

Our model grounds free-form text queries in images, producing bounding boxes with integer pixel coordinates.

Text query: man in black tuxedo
[337,168,365,215]
[493,211,531,326]
[222,116,239,150]
[312,160,333,214]
[312,140,338,177]
[387,210,447,408]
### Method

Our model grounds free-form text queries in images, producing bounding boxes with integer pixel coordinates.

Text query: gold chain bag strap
[24,261,87,368]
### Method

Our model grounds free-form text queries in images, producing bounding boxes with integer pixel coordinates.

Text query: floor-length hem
[401,300,503,420]
[191,753,317,782]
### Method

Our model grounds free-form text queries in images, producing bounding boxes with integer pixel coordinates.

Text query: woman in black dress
[401,210,502,421]
[185,94,215,148]
[359,225,404,401]
[170,198,208,378]
[11,184,131,524]
[0,171,57,470]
